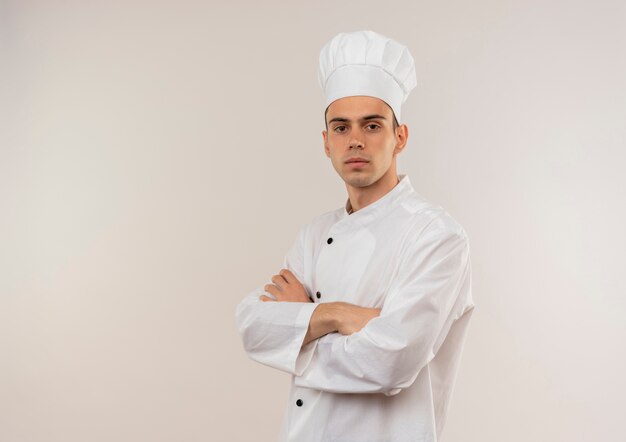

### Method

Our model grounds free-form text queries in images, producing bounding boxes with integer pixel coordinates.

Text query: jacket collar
[336,173,414,229]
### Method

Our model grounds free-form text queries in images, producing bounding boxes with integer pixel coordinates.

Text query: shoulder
[399,193,470,254]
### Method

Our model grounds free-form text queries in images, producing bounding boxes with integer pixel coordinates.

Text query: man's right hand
[303,302,381,346]
[331,302,382,335]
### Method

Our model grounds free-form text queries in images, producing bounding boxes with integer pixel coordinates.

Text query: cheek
[328,136,341,146]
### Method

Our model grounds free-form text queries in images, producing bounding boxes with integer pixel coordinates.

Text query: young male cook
[236,29,475,442]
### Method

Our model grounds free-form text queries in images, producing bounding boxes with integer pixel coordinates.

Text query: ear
[322,130,330,158]
[393,124,409,155]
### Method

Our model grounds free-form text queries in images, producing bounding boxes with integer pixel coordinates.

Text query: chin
[343,173,377,188]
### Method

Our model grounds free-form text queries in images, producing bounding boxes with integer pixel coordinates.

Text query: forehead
[325,96,393,121]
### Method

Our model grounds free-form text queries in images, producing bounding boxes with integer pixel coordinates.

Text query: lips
[345,158,369,169]
[345,158,370,164]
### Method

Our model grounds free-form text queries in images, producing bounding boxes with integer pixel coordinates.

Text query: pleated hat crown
[318,30,417,123]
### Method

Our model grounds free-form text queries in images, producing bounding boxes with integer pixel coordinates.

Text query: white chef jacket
[235,174,474,442]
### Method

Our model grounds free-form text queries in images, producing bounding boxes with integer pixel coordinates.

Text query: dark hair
[324,106,399,131]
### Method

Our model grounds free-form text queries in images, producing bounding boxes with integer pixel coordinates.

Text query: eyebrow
[327,114,387,125]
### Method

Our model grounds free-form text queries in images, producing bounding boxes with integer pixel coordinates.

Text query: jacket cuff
[292,302,320,375]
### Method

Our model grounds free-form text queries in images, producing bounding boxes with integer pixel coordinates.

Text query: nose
[349,133,364,149]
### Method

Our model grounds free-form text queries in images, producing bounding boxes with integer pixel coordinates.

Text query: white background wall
[1,0,625,441]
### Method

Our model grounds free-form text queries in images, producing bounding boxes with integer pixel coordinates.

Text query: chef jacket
[235,173,475,442]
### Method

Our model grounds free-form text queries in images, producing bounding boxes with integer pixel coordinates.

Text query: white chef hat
[318,30,417,123]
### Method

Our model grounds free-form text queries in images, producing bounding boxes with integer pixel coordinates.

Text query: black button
[316,291,321,299]
[327,237,333,244]
[296,399,303,407]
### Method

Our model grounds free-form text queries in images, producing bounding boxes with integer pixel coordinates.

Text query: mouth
[345,160,369,169]
[345,158,370,165]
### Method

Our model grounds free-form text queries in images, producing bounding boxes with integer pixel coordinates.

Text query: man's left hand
[260,269,312,303]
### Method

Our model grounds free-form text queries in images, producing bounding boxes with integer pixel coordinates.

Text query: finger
[271,274,288,288]
[279,268,296,284]
[264,284,280,298]
[260,295,276,302]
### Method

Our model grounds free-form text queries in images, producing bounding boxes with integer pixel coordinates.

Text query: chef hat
[318,30,417,123]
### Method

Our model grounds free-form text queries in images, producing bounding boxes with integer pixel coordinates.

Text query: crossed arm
[259,268,380,346]
[236,226,472,395]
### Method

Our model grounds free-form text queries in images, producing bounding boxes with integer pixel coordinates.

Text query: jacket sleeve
[293,226,475,396]
[235,223,320,375]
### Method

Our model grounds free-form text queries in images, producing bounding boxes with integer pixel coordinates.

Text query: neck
[346,167,400,214]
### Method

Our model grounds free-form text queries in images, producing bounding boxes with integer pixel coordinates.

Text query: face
[322,96,408,189]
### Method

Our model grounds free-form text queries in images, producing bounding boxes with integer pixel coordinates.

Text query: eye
[333,125,347,133]
[366,123,381,130]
